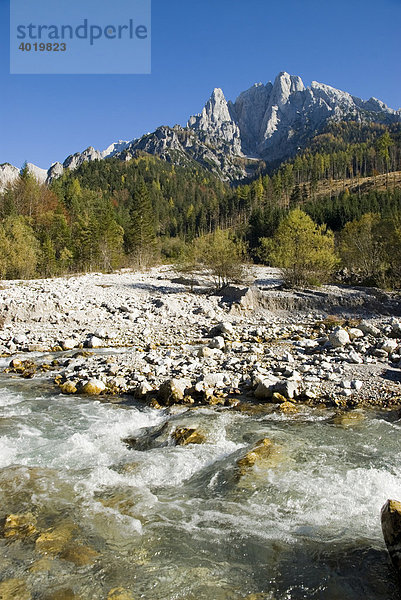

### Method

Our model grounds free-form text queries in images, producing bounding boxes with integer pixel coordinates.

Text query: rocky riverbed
[1,265,401,412]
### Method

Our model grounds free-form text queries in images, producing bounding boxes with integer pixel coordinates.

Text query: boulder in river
[172,427,206,445]
[381,499,401,572]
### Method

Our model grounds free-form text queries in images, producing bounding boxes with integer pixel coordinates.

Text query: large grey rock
[329,328,350,348]
[359,320,381,337]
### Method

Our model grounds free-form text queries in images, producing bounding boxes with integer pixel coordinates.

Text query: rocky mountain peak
[1,72,400,189]
[271,71,305,107]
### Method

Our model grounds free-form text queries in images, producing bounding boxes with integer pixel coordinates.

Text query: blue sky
[1,0,401,170]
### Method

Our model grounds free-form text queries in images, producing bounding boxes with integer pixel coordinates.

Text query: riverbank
[1,266,401,410]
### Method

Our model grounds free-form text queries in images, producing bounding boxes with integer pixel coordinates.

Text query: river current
[0,354,400,599]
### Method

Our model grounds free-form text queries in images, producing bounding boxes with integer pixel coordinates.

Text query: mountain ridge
[1,71,400,191]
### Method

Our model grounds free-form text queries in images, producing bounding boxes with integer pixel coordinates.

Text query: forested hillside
[1,122,401,287]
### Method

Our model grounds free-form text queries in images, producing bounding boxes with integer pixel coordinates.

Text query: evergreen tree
[125,178,157,266]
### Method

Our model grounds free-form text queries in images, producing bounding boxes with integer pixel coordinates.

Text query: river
[0,354,400,599]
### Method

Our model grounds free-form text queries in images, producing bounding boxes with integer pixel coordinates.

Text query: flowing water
[0,354,400,599]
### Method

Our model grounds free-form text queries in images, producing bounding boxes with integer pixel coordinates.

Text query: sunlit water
[0,356,400,599]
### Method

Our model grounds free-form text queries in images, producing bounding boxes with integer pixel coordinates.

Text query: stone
[208,336,225,350]
[59,381,77,394]
[210,322,234,338]
[87,336,103,349]
[60,338,76,351]
[348,328,364,340]
[254,376,279,399]
[198,346,217,358]
[351,379,363,391]
[0,579,30,600]
[329,327,350,348]
[135,380,153,398]
[237,438,282,477]
[80,379,106,395]
[358,320,380,337]
[381,499,401,572]
[348,349,363,364]
[172,427,206,445]
[158,378,190,405]
[218,286,265,311]
[381,339,398,354]
[274,380,300,400]
[2,512,37,539]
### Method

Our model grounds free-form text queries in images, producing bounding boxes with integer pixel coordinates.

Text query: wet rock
[0,579,30,600]
[60,544,99,566]
[329,327,350,348]
[29,558,54,573]
[1,512,37,539]
[35,523,76,556]
[172,427,206,445]
[42,590,82,600]
[332,410,365,427]
[381,499,401,572]
[237,438,281,477]
[80,379,106,395]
